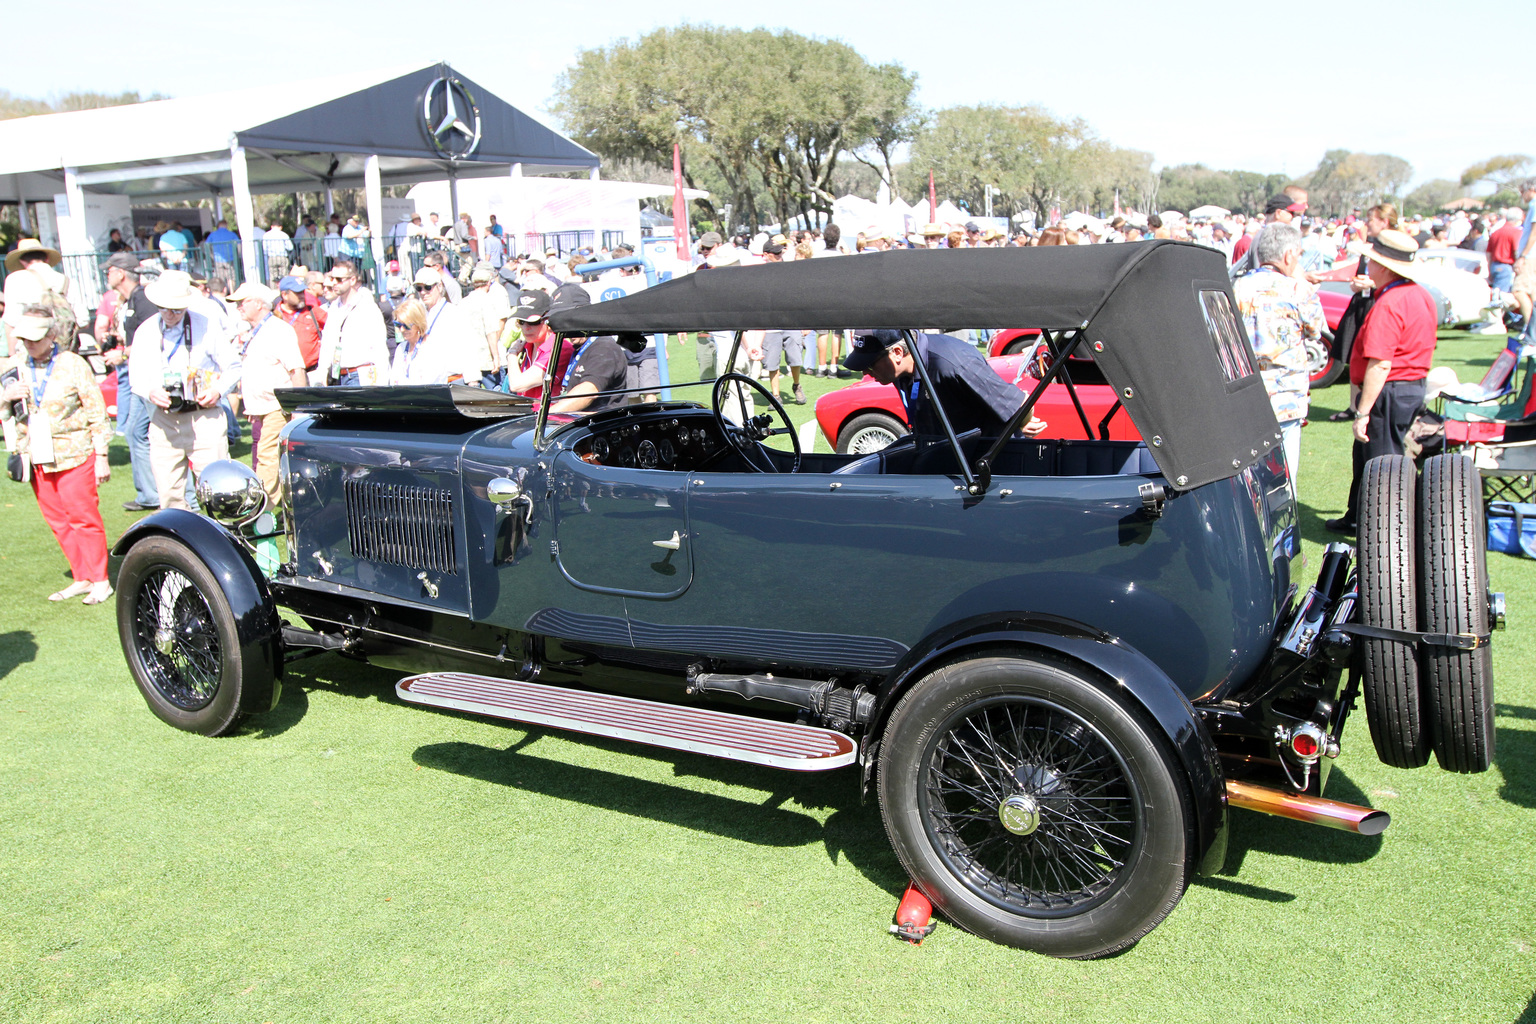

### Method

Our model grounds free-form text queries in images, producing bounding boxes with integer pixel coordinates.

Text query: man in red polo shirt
[275,275,325,384]
[1487,207,1522,296]
[1326,229,1437,533]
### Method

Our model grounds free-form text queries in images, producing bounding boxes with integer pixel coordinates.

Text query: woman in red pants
[1,305,113,603]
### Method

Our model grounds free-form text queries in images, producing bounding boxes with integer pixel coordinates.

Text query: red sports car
[814,329,1140,453]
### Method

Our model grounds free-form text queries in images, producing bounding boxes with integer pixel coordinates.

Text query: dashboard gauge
[678,426,690,444]
[619,446,636,467]
[637,440,658,469]
[591,436,610,461]
[658,439,675,465]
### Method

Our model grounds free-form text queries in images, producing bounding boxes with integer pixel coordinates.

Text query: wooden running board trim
[396,672,858,772]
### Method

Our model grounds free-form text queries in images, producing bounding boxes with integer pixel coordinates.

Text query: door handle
[652,531,682,551]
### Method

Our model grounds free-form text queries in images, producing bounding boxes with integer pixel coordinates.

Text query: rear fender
[866,616,1228,875]
[111,510,283,713]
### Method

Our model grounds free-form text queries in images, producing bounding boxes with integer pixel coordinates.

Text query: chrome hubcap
[999,793,1041,835]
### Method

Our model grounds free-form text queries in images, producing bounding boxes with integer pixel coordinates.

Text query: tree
[1460,154,1533,191]
[1304,150,1413,216]
[1156,164,1238,215]
[0,89,167,120]
[552,26,918,232]
[907,105,1105,222]
[1403,179,1463,217]
[847,63,924,197]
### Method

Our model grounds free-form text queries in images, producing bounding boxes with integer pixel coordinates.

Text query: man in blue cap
[844,330,1046,438]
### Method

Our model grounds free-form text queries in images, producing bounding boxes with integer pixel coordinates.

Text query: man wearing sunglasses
[411,266,480,385]
[315,261,387,386]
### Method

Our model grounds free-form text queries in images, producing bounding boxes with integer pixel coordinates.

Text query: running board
[396,672,858,772]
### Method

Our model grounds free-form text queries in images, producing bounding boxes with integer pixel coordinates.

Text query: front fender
[867,616,1228,876]
[111,509,283,714]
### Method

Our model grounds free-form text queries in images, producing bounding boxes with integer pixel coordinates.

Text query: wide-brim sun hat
[144,269,197,309]
[6,238,62,273]
[1348,229,1424,281]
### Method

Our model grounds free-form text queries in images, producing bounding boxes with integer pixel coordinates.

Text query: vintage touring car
[111,242,1499,959]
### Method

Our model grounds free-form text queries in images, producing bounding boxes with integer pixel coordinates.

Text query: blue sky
[15,0,1533,190]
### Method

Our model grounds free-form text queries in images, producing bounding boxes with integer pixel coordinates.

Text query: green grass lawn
[1,331,1533,1023]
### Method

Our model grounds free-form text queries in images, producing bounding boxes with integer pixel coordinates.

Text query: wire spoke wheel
[133,568,222,711]
[923,696,1139,914]
[879,655,1190,958]
[116,535,254,736]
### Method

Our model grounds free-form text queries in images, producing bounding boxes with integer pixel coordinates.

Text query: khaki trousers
[250,409,288,510]
[149,406,229,511]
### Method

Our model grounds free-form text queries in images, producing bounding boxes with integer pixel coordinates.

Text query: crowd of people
[3,174,1532,599]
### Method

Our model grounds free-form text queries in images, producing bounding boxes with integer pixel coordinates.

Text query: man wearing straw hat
[3,239,72,340]
[128,270,242,512]
[1326,229,1437,535]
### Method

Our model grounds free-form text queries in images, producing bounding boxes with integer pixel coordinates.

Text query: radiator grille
[344,479,458,574]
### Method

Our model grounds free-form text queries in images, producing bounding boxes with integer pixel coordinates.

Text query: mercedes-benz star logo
[421,75,482,161]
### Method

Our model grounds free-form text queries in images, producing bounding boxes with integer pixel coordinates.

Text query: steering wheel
[709,372,802,473]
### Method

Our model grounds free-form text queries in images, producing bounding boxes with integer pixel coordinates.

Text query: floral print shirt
[0,348,111,472]
[1232,267,1327,424]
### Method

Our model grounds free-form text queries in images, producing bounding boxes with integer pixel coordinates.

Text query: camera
[164,381,198,413]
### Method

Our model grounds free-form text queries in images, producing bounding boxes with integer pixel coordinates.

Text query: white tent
[0,62,600,287]
[934,201,968,225]
[406,177,708,256]
[1061,211,1107,234]
[1188,205,1231,220]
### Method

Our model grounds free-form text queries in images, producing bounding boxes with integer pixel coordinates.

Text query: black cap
[511,289,551,322]
[761,239,785,255]
[843,329,903,373]
[964,221,981,233]
[1263,194,1292,215]
[550,281,591,316]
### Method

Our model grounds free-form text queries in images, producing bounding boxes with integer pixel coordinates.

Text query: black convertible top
[550,242,1154,334]
[550,241,1282,491]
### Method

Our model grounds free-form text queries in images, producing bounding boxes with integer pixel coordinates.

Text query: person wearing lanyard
[1327,231,1438,534]
[316,260,387,385]
[231,282,305,509]
[842,329,1048,438]
[387,299,450,385]
[0,306,113,603]
[549,332,630,414]
[128,270,242,512]
[411,266,477,383]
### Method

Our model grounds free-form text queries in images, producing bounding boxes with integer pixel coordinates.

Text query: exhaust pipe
[1225,779,1390,836]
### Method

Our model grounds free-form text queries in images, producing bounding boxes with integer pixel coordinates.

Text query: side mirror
[488,477,524,505]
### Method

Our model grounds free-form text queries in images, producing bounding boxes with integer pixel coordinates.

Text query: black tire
[1001,337,1032,356]
[116,536,248,736]
[877,654,1191,959]
[1418,454,1495,773]
[1357,455,1431,768]
[1308,329,1344,389]
[835,412,908,455]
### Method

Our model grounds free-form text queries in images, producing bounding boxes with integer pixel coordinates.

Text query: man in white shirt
[128,270,242,511]
[263,218,292,284]
[457,262,512,387]
[413,266,478,383]
[316,260,388,385]
[230,281,305,507]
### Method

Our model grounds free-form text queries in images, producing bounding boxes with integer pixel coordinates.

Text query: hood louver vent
[345,479,457,575]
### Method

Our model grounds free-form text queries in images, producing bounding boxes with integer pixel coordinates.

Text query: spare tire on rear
[1417,453,1495,773]
[1357,454,1431,769]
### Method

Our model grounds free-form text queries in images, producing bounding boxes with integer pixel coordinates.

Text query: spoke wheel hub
[998,793,1042,835]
